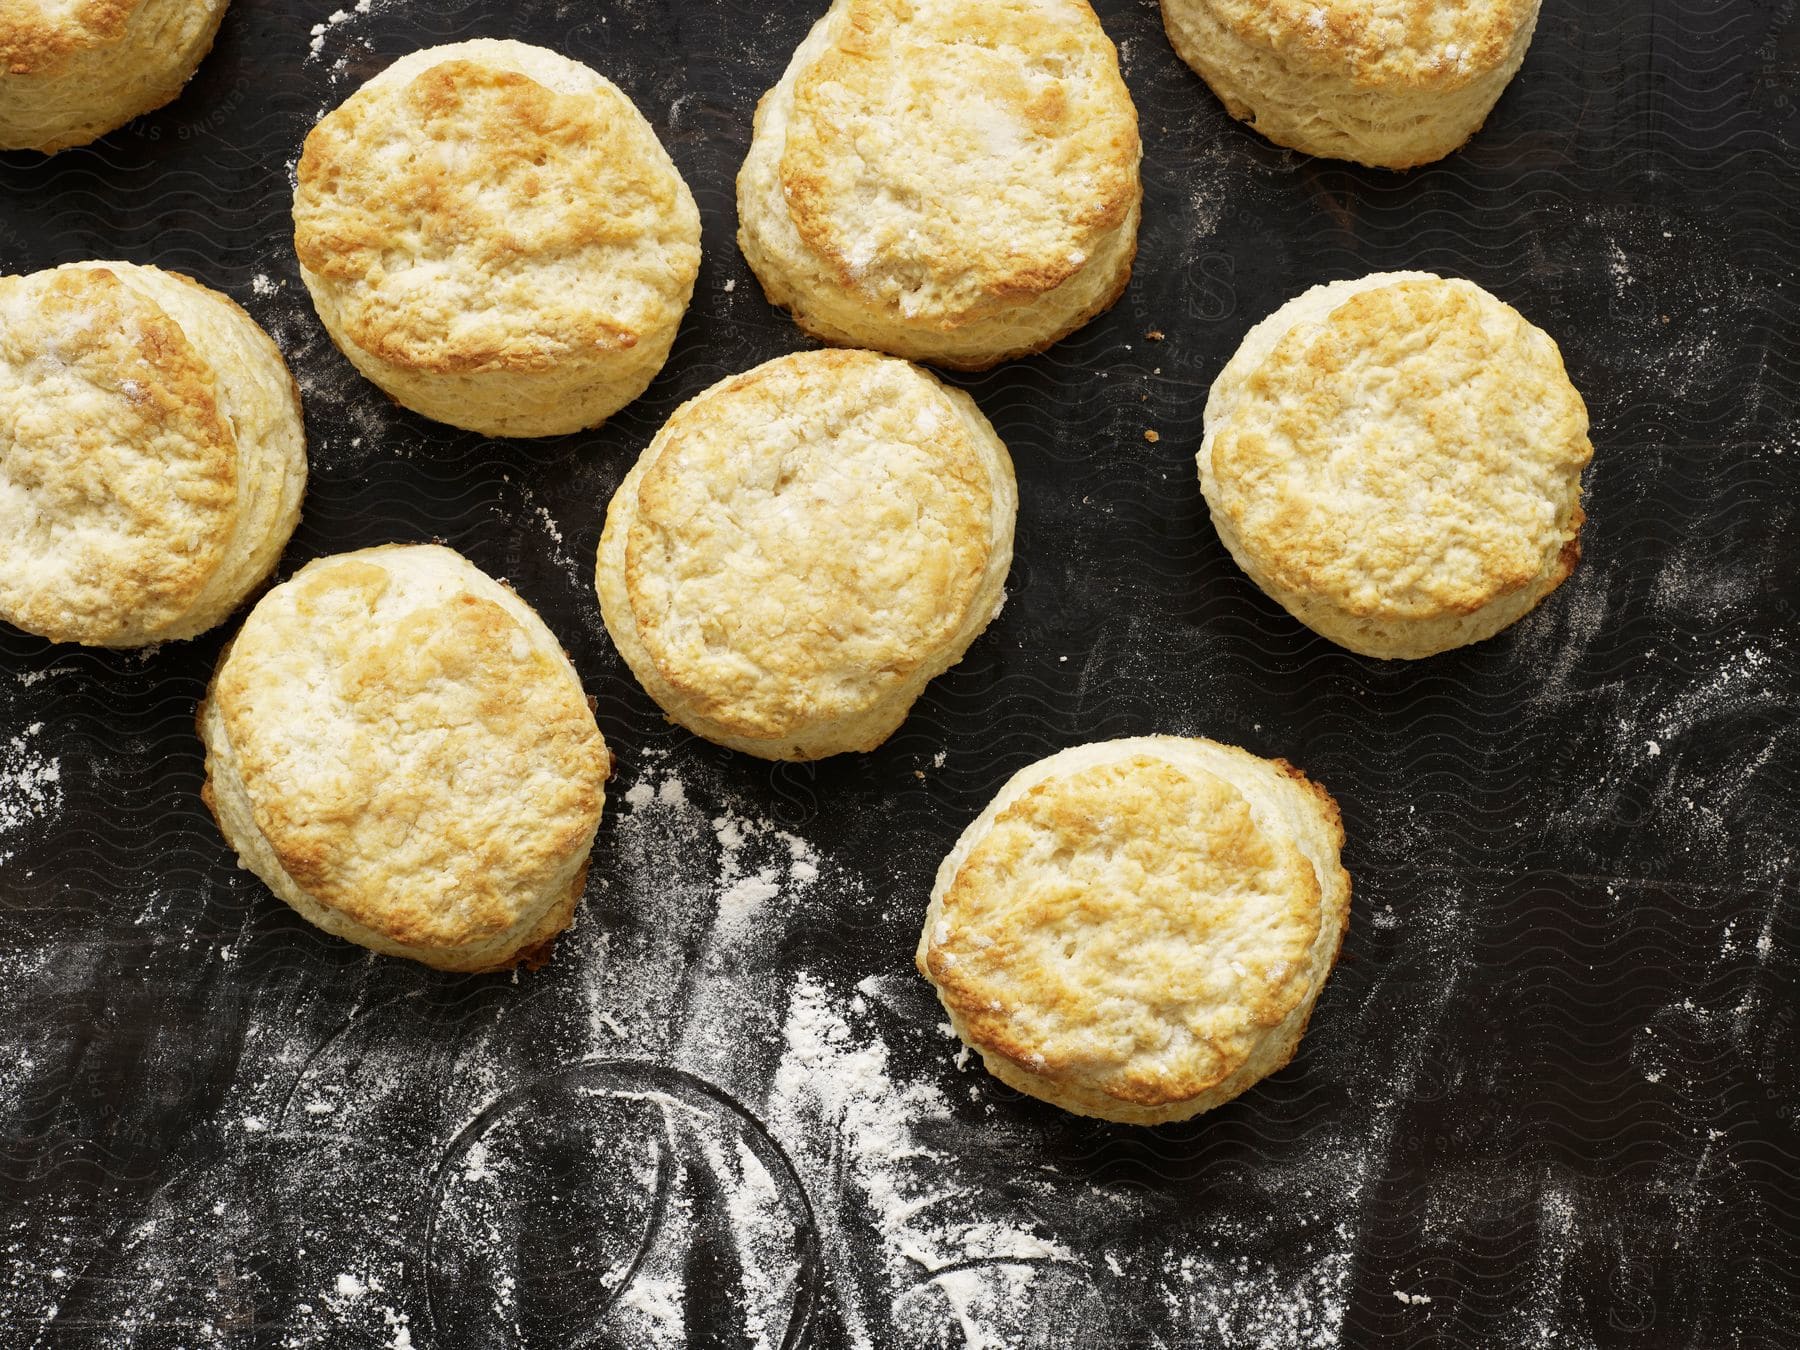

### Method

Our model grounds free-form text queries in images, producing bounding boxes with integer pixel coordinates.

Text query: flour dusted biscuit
[597,349,1016,760]
[0,0,230,152]
[737,0,1141,370]
[199,545,609,972]
[919,737,1350,1125]
[1199,272,1591,660]
[0,261,306,648]
[293,39,701,438]
[1159,0,1541,169]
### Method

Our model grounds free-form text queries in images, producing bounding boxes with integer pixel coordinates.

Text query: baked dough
[0,0,231,152]
[0,261,306,647]
[596,349,1016,760]
[1200,272,1591,660]
[1159,0,1541,169]
[293,39,701,438]
[918,736,1350,1125]
[737,0,1141,370]
[199,544,610,972]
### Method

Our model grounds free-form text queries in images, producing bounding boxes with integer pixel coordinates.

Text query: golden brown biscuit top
[623,349,995,741]
[0,264,236,644]
[1202,0,1538,89]
[1209,278,1590,623]
[293,55,698,374]
[0,0,137,75]
[215,549,609,951]
[780,0,1139,328]
[925,754,1324,1108]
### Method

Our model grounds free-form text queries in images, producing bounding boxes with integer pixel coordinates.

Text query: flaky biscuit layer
[1159,0,1541,169]
[294,39,700,437]
[200,544,609,972]
[737,0,1141,370]
[1200,272,1590,659]
[597,348,1016,760]
[0,0,230,152]
[919,736,1350,1125]
[0,261,305,647]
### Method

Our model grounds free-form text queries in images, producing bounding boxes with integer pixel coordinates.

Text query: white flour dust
[2,749,1415,1347]
[1168,1236,1354,1350]
[243,262,396,470]
[498,474,582,584]
[0,723,61,864]
[589,763,1144,1350]
[1161,1124,1383,1350]
[1608,240,1633,293]
[306,0,377,62]
[776,973,1068,1279]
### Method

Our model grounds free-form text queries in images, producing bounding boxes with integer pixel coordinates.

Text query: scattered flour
[0,724,62,863]
[717,868,782,920]
[498,473,581,582]
[1609,239,1633,292]
[11,667,69,687]
[306,0,376,61]
[771,973,1089,1348]
[0,742,1417,1346]
[616,1275,685,1345]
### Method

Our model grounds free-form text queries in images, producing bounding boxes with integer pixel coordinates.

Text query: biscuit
[736,0,1141,371]
[293,39,701,438]
[596,349,1016,760]
[0,261,306,648]
[1159,0,1541,169]
[1199,272,1591,660]
[199,544,610,973]
[918,736,1350,1125]
[0,0,230,153]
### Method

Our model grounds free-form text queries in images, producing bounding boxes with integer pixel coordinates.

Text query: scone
[596,349,1016,760]
[292,39,701,438]
[737,0,1141,370]
[1199,272,1591,660]
[1159,0,1541,169]
[918,737,1350,1125]
[0,0,231,153]
[0,261,306,648]
[199,544,610,973]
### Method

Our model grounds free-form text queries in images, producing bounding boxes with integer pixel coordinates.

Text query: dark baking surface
[2,1,1798,1346]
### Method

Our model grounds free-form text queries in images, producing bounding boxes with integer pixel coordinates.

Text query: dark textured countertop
[1,2,1796,1345]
